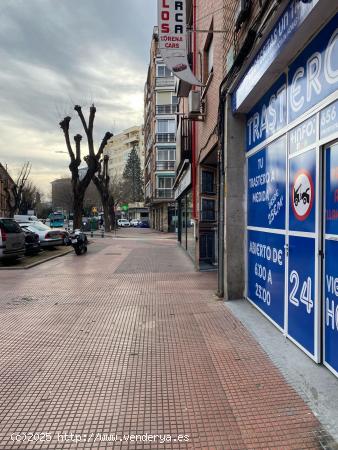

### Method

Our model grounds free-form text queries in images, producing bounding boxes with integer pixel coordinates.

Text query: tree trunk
[73,186,84,230]
[103,208,110,232]
[92,176,111,232]
[73,202,83,230]
[109,199,116,230]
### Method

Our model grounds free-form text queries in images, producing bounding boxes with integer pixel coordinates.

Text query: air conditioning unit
[188,91,201,116]
[235,0,251,32]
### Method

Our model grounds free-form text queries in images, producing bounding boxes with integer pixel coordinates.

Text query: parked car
[0,218,25,260]
[138,220,150,228]
[14,214,39,223]
[20,222,64,247]
[117,219,130,227]
[22,229,40,255]
[130,219,141,227]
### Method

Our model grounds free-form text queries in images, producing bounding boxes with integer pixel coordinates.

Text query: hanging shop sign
[247,137,286,230]
[289,149,316,232]
[157,0,202,86]
[233,0,319,112]
[247,230,285,329]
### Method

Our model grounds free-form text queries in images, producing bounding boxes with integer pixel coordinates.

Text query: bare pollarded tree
[59,105,113,229]
[91,155,115,232]
[4,162,32,217]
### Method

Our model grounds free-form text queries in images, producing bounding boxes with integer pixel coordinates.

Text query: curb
[0,248,73,270]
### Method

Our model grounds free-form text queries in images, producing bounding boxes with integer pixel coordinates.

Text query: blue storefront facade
[232,1,338,377]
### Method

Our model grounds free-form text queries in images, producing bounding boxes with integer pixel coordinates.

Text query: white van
[14,215,38,223]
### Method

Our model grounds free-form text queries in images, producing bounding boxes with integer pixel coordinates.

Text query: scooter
[68,230,88,255]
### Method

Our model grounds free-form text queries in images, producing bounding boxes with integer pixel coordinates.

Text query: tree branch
[75,104,97,156]
[97,132,113,159]
[59,117,75,161]
[74,105,88,135]
[88,104,96,137]
[74,134,82,165]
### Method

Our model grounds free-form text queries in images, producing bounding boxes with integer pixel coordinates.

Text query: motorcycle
[68,230,88,255]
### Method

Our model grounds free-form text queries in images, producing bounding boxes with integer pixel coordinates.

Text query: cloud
[0,0,156,196]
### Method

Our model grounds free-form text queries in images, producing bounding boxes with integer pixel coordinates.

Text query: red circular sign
[291,169,314,221]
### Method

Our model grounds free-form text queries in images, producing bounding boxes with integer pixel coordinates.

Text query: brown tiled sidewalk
[0,236,331,449]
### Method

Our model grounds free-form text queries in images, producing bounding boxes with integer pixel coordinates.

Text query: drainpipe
[192,0,197,220]
[216,90,226,298]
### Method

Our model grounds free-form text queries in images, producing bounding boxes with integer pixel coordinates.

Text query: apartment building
[104,126,144,180]
[144,27,178,232]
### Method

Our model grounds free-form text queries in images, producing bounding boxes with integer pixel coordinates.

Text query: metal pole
[216,96,226,299]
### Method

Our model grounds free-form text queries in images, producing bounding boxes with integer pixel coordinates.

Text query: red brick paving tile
[0,236,333,449]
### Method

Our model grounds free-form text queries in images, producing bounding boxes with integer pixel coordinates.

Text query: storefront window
[181,196,186,249]
[186,191,195,260]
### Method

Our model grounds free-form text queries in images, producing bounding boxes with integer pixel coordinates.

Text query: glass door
[323,140,338,377]
[287,146,319,361]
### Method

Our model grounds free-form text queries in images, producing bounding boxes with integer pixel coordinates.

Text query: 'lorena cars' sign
[157,0,202,86]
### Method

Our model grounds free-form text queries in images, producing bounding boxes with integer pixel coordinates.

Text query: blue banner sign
[324,239,338,375]
[289,149,316,233]
[288,13,338,123]
[248,230,285,328]
[325,143,338,235]
[233,0,318,112]
[246,75,287,151]
[248,137,286,229]
[320,99,338,140]
[288,236,316,356]
[289,115,317,154]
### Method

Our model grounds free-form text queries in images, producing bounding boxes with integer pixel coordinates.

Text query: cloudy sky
[0,0,156,197]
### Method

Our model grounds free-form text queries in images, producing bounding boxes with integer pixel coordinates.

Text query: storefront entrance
[245,11,338,377]
[323,140,338,377]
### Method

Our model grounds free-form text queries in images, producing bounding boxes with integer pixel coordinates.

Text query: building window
[156,92,172,105]
[157,65,172,77]
[157,148,175,161]
[157,119,176,134]
[200,198,216,221]
[156,176,174,198]
[157,148,176,170]
[201,170,215,194]
[157,176,174,189]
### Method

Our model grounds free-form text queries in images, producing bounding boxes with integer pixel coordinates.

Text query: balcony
[156,133,176,143]
[156,104,177,115]
[156,77,175,88]
[156,161,175,171]
[155,188,174,199]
